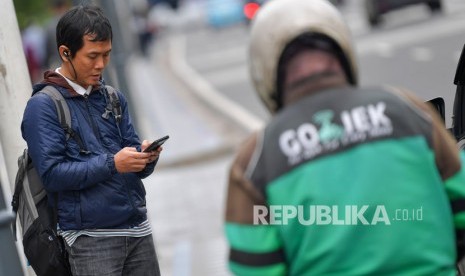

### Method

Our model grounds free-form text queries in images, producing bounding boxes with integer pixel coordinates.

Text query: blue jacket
[21,71,155,230]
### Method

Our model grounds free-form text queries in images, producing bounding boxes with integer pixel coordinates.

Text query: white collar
[55,68,92,96]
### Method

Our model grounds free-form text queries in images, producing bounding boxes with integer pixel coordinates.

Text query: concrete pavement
[145,155,233,276]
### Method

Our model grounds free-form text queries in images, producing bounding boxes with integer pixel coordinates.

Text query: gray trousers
[65,234,161,276]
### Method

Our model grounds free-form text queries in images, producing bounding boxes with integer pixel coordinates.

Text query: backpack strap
[101,85,122,123]
[40,86,71,139]
[106,85,122,124]
[102,85,123,138]
[12,150,28,212]
[11,149,37,240]
[39,86,90,154]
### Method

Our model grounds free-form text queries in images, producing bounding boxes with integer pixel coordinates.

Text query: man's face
[70,34,111,87]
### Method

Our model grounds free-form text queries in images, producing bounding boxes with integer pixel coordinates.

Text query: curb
[145,35,256,169]
[164,34,265,133]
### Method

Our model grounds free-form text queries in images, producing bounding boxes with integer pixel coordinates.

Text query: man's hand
[114,145,161,173]
[141,139,162,163]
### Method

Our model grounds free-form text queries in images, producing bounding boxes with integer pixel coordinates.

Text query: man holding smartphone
[22,5,162,275]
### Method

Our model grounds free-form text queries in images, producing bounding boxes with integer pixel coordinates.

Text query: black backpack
[11,85,122,276]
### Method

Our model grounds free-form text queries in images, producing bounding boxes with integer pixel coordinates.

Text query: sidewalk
[125,40,245,275]
[127,53,231,167]
[145,155,233,276]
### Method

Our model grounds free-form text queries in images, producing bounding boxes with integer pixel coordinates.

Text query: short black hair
[56,5,112,57]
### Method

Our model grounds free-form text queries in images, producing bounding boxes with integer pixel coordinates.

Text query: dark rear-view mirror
[453,44,465,140]
[427,97,445,124]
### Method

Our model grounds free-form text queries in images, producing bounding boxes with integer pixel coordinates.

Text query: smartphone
[144,135,169,152]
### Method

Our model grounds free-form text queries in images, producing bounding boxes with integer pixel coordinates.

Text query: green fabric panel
[454,213,465,229]
[445,152,465,229]
[265,136,456,275]
[445,151,465,201]
[229,261,287,276]
[225,222,281,253]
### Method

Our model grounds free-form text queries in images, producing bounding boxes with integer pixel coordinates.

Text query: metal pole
[0,0,33,274]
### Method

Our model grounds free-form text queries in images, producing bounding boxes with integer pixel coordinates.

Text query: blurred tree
[13,0,49,29]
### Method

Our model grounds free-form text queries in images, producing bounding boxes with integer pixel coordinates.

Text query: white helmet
[249,0,358,113]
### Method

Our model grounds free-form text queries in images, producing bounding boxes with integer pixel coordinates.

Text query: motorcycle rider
[224,0,465,274]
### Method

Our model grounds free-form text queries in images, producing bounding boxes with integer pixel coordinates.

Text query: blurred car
[207,0,245,28]
[365,0,442,27]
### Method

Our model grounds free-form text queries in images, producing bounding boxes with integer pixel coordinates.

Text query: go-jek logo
[280,102,393,165]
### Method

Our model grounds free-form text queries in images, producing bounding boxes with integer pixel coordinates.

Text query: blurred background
[2,0,465,274]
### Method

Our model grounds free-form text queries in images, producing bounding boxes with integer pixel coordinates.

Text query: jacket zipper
[83,94,102,144]
[84,94,138,220]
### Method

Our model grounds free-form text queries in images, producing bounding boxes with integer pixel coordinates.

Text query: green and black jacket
[225,86,465,276]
